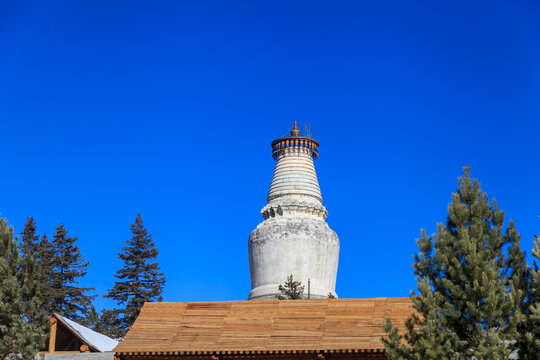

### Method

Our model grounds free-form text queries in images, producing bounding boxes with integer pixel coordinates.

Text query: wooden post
[48,317,57,353]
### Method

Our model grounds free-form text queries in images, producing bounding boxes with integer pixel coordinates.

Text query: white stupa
[248,122,340,300]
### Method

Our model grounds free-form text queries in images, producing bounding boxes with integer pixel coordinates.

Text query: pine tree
[84,305,119,335]
[84,305,100,330]
[0,218,48,360]
[48,225,96,324]
[276,274,304,300]
[37,233,56,316]
[383,168,526,359]
[94,309,124,339]
[20,217,40,260]
[20,217,54,316]
[104,214,166,338]
[507,227,536,360]
[518,234,540,358]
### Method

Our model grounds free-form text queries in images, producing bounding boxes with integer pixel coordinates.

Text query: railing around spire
[271,137,319,160]
[271,122,319,160]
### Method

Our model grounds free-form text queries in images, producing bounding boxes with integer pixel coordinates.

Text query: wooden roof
[114,298,413,356]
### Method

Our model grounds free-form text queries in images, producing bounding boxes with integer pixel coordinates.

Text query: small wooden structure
[43,313,118,354]
[114,298,414,360]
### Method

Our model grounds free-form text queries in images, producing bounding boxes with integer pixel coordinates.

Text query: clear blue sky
[1,1,539,311]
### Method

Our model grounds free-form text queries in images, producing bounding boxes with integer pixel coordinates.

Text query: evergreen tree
[518,234,540,358]
[383,168,526,359]
[37,233,56,316]
[19,217,55,316]
[104,214,166,338]
[48,225,96,324]
[94,309,124,339]
[276,274,304,300]
[20,217,40,260]
[0,218,48,360]
[84,305,100,330]
[83,306,123,338]
[507,228,536,360]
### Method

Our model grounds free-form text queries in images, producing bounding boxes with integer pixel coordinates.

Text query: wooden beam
[48,317,57,353]
[80,345,90,353]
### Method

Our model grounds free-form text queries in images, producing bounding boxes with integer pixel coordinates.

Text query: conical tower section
[248,122,340,300]
[267,122,322,203]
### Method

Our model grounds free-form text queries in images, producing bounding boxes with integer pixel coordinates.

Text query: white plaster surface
[267,148,322,202]
[248,144,340,300]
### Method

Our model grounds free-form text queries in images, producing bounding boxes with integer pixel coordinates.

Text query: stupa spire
[290,121,300,137]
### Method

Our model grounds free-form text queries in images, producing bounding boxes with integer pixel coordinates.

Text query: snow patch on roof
[55,314,118,352]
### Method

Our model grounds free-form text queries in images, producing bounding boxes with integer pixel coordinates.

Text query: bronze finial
[290,121,300,137]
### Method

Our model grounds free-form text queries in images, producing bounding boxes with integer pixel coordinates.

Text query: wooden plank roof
[114,298,413,355]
